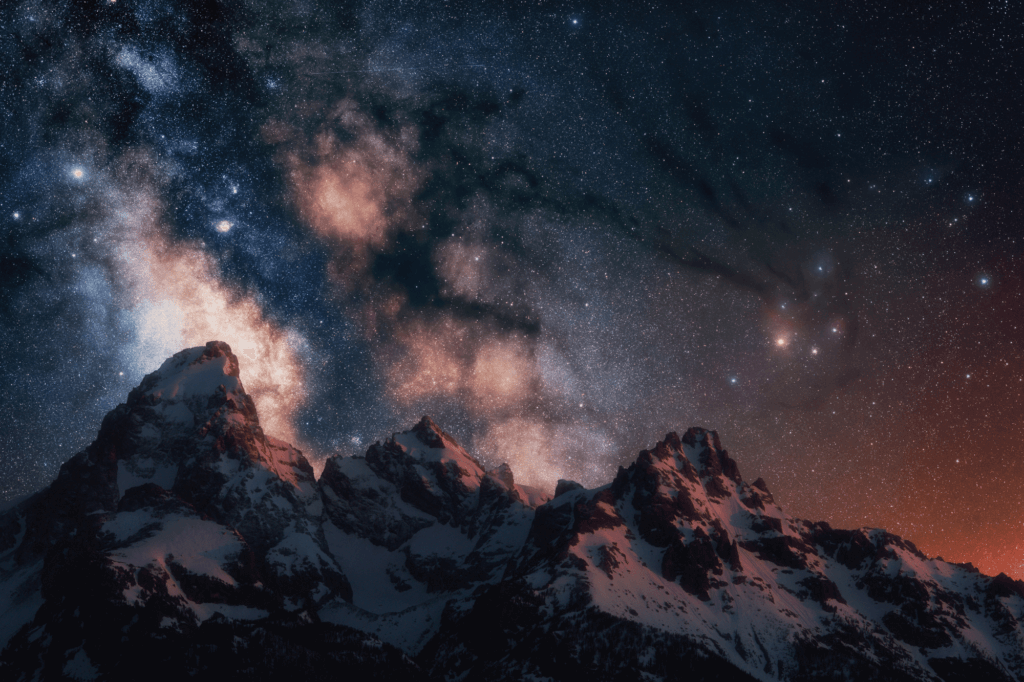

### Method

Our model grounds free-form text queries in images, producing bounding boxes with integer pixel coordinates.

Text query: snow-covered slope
[317,415,547,652]
[1,343,1022,681]
[0,343,366,679]
[424,428,1024,681]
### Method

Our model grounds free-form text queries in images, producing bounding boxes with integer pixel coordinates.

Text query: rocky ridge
[0,342,1022,681]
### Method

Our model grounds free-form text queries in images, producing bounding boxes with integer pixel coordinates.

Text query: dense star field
[0,0,1022,579]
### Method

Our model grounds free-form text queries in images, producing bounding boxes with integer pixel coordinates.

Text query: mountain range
[1,341,1022,681]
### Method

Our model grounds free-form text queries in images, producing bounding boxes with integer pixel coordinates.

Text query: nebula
[125,235,309,448]
[268,100,423,278]
[81,155,310,451]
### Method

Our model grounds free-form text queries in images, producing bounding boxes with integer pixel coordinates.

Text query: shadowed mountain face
[1,343,1022,681]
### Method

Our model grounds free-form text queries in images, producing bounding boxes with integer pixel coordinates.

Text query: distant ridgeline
[1,342,1022,681]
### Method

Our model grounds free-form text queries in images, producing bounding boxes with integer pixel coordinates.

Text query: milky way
[1,1,1023,578]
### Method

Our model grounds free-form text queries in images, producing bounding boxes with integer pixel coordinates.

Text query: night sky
[2,0,1023,578]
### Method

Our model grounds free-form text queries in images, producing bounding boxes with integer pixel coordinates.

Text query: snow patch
[323,522,430,613]
[104,513,242,585]
[145,347,241,401]
[63,646,99,680]
[0,560,44,651]
[116,459,178,499]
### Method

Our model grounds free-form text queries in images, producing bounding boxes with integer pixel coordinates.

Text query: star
[215,220,233,233]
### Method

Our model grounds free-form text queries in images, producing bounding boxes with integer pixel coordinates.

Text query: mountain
[1,342,1022,681]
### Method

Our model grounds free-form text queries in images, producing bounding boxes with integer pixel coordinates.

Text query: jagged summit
[632,427,744,484]
[387,414,488,485]
[134,340,243,402]
[409,414,462,450]
[1,344,1023,682]
[99,340,311,493]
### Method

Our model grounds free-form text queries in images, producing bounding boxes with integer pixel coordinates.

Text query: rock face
[316,414,547,652]
[423,428,1024,681]
[1,343,1023,681]
[0,343,376,679]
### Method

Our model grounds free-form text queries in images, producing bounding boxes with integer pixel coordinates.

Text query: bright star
[215,220,232,233]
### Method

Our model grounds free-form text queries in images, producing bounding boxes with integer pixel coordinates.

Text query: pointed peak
[646,428,719,461]
[197,340,240,376]
[134,341,244,403]
[636,427,742,486]
[487,462,515,489]
[410,415,460,450]
[679,427,740,482]
[554,479,584,498]
[387,417,483,474]
[680,426,722,452]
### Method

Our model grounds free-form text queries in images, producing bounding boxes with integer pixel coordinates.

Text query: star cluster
[1,0,1023,578]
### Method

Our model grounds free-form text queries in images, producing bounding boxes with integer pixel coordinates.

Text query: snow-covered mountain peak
[135,340,243,403]
[85,340,317,501]
[394,415,485,480]
[620,428,751,520]
[409,415,461,450]
[671,426,742,482]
